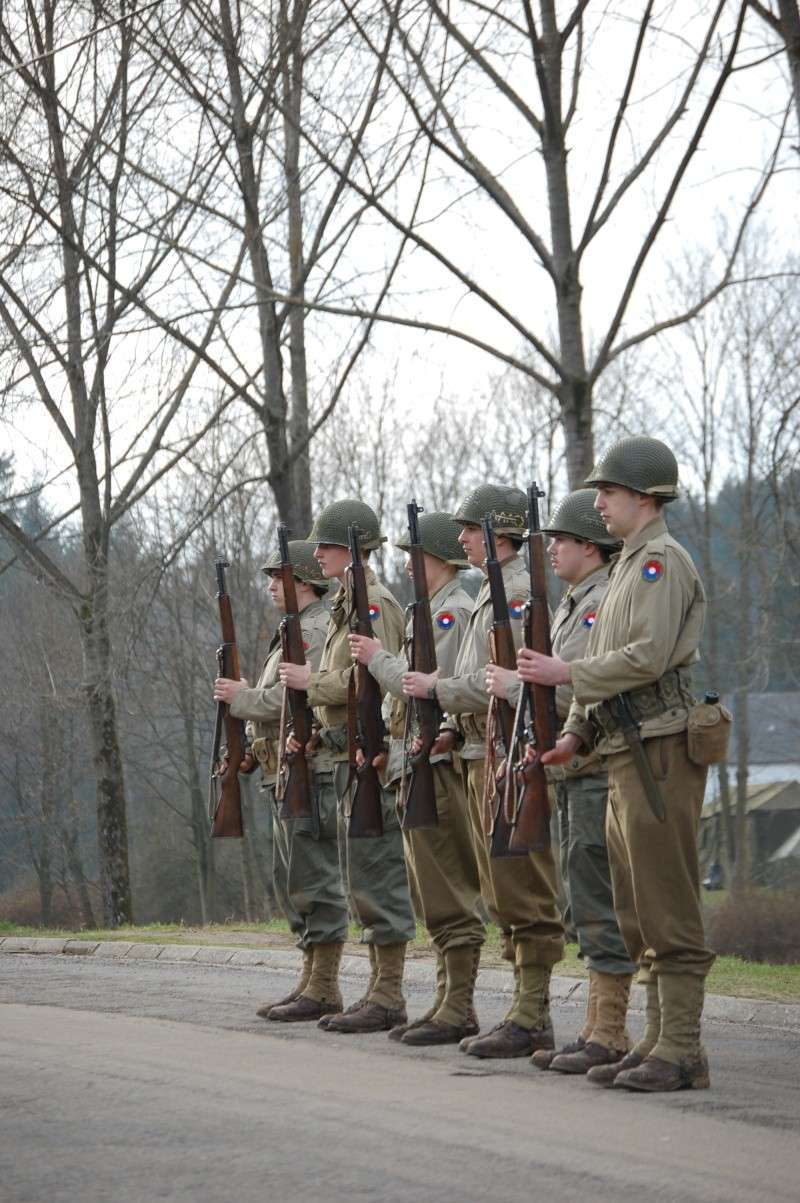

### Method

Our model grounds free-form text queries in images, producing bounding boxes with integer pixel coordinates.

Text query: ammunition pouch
[589,669,694,742]
[388,697,406,740]
[687,699,732,766]
[457,713,488,744]
[251,736,278,776]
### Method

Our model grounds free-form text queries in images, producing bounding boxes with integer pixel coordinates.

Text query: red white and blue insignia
[436,611,456,630]
[582,611,596,628]
[508,598,525,620]
[642,559,664,583]
[368,603,381,621]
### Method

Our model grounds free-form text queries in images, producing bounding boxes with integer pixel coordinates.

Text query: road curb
[3,935,799,1032]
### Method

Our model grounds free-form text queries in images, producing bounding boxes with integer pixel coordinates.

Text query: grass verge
[2,919,798,1003]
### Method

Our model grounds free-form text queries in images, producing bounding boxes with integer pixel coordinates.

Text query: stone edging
[3,935,799,1033]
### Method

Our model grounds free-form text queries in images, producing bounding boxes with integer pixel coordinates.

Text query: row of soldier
[213,435,718,1094]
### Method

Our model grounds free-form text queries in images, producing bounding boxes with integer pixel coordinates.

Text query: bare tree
[0,4,248,924]
[323,1,787,485]
[134,0,428,531]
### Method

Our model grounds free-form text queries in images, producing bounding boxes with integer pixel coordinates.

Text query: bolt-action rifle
[482,515,527,858]
[209,557,245,838]
[274,525,314,821]
[346,524,385,838]
[399,500,439,829]
[504,482,556,853]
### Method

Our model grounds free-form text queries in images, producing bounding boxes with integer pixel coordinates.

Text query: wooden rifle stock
[507,483,556,853]
[346,524,385,838]
[482,516,527,859]
[401,500,439,830]
[275,525,314,821]
[209,557,245,838]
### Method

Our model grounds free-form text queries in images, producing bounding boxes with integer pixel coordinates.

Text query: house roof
[723,692,800,765]
[771,824,800,861]
[703,779,800,818]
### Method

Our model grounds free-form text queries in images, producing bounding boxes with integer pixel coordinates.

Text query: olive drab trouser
[323,763,416,945]
[263,784,304,939]
[402,761,484,954]
[268,774,349,949]
[554,776,636,976]
[462,759,563,968]
[604,732,715,978]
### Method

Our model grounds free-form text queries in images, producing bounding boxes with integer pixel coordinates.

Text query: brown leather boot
[324,1000,408,1033]
[531,1035,585,1071]
[532,970,598,1069]
[550,971,632,1074]
[462,1019,555,1059]
[402,945,481,1046]
[615,974,710,1092]
[587,974,660,1087]
[318,944,378,1030]
[323,943,408,1035]
[587,1050,645,1087]
[614,1052,710,1092]
[389,949,446,1042]
[268,942,344,1023]
[256,946,313,1018]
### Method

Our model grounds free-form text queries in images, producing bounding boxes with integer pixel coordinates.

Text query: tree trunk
[538,3,593,486]
[80,589,133,926]
[778,1,800,145]
[282,0,313,535]
[218,0,305,528]
[41,49,133,929]
[38,745,56,925]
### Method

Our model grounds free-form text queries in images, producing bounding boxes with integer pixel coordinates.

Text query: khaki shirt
[229,597,329,773]
[564,516,705,755]
[435,554,528,760]
[307,564,405,760]
[547,563,610,780]
[367,576,474,785]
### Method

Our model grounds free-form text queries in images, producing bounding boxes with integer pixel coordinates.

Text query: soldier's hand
[517,647,571,686]
[541,734,581,765]
[429,730,457,756]
[279,661,311,690]
[485,664,517,699]
[213,676,249,702]
[402,668,439,698]
[355,747,386,770]
[349,633,383,664]
[286,734,303,755]
[239,753,257,775]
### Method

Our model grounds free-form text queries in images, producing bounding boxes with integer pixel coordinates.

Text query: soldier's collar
[621,515,668,559]
[566,563,608,598]
[300,597,327,616]
[431,576,460,607]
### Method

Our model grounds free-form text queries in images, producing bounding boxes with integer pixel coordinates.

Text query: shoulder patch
[582,610,597,628]
[508,598,525,620]
[302,640,310,651]
[436,611,456,630]
[368,602,381,621]
[642,559,664,583]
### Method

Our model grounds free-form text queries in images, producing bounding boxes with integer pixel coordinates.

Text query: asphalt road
[2,954,800,1203]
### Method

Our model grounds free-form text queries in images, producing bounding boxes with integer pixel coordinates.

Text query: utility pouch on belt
[251,737,278,776]
[687,695,732,766]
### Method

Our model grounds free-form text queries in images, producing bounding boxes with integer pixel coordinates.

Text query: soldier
[213,541,349,1022]
[518,437,714,1092]
[279,500,416,1033]
[403,485,564,1059]
[486,490,637,1074]
[349,511,483,1045]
